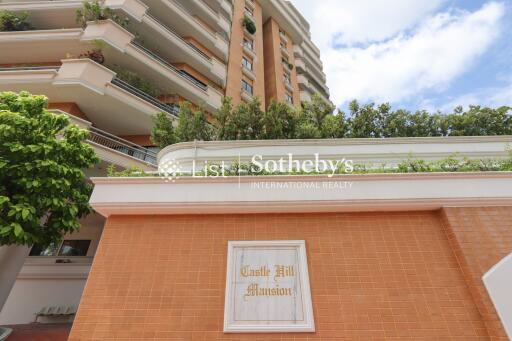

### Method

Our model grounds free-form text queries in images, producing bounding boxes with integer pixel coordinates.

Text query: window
[29,240,91,257]
[29,242,59,256]
[285,93,293,104]
[279,28,286,36]
[284,73,291,84]
[59,240,91,256]
[243,37,254,51]
[242,79,253,95]
[245,5,253,16]
[280,41,287,49]
[242,56,253,70]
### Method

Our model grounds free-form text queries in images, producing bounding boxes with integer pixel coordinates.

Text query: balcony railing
[0,66,60,71]
[131,41,208,92]
[88,126,158,166]
[145,13,212,62]
[111,77,180,116]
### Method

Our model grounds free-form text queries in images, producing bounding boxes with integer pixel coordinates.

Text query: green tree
[348,100,388,138]
[213,97,236,140]
[229,97,264,140]
[150,112,176,148]
[175,102,214,142]
[0,92,98,246]
[261,101,297,139]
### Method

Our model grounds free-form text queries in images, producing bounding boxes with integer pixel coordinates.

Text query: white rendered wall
[483,253,512,339]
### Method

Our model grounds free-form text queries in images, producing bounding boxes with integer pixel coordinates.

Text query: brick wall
[68,209,511,340]
[441,207,512,340]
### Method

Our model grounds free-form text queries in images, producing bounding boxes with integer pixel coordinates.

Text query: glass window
[243,37,254,51]
[29,242,59,256]
[242,56,253,70]
[29,240,91,257]
[245,6,253,16]
[58,240,91,256]
[284,73,291,84]
[242,79,253,95]
[285,93,293,104]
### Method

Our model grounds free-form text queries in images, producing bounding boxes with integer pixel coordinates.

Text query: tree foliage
[0,92,98,246]
[151,94,512,149]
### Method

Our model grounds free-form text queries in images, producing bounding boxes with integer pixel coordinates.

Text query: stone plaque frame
[223,240,315,333]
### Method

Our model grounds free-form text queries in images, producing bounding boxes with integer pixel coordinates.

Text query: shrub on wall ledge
[0,10,34,31]
[243,16,256,35]
[76,1,129,28]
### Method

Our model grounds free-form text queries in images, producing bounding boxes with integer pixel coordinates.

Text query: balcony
[175,0,231,38]
[0,60,176,136]
[143,0,229,61]
[54,109,158,170]
[0,0,228,85]
[88,126,158,167]
[0,20,223,111]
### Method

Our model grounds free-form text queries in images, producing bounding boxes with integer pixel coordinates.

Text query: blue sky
[291,0,512,112]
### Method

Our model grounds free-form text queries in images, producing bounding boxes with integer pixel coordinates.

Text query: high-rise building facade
[0,0,331,173]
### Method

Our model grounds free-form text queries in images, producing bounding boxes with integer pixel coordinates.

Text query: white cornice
[90,172,512,216]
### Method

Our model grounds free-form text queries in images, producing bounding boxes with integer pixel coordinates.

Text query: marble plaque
[223,241,314,333]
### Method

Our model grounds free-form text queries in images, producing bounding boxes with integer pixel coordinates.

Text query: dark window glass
[58,240,91,256]
[29,242,59,256]
[242,57,253,70]
[242,80,253,95]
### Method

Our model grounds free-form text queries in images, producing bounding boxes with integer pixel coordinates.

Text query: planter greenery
[111,65,159,97]
[107,152,512,178]
[76,1,129,28]
[243,16,256,35]
[0,11,34,31]
[79,49,105,64]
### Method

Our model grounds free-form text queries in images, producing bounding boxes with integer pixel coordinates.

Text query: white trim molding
[89,172,512,216]
[223,240,314,333]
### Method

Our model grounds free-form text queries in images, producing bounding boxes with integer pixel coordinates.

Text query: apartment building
[0,0,331,329]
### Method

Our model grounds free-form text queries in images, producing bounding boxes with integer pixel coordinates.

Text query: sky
[290,0,512,112]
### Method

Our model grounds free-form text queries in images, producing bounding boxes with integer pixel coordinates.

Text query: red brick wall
[441,207,512,340]
[69,210,507,340]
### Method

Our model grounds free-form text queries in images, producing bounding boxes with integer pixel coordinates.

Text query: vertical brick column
[441,207,512,340]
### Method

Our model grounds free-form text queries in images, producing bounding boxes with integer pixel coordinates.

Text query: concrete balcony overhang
[260,0,305,45]
[0,59,169,135]
[59,110,157,170]
[0,21,222,112]
[144,0,229,62]
[175,0,231,38]
[0,0,228,87]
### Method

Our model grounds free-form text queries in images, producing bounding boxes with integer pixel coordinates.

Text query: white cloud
[291,1,505,108]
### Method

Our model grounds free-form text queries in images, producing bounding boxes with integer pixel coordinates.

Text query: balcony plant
[242,16,256,35]
[111,65,159,97]
[0,10,34,31]
[79,49,105,64]
[76,1,129,29]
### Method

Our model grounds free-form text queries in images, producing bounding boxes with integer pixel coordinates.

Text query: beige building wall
[263,17,300,108]
[225,0,265,109]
